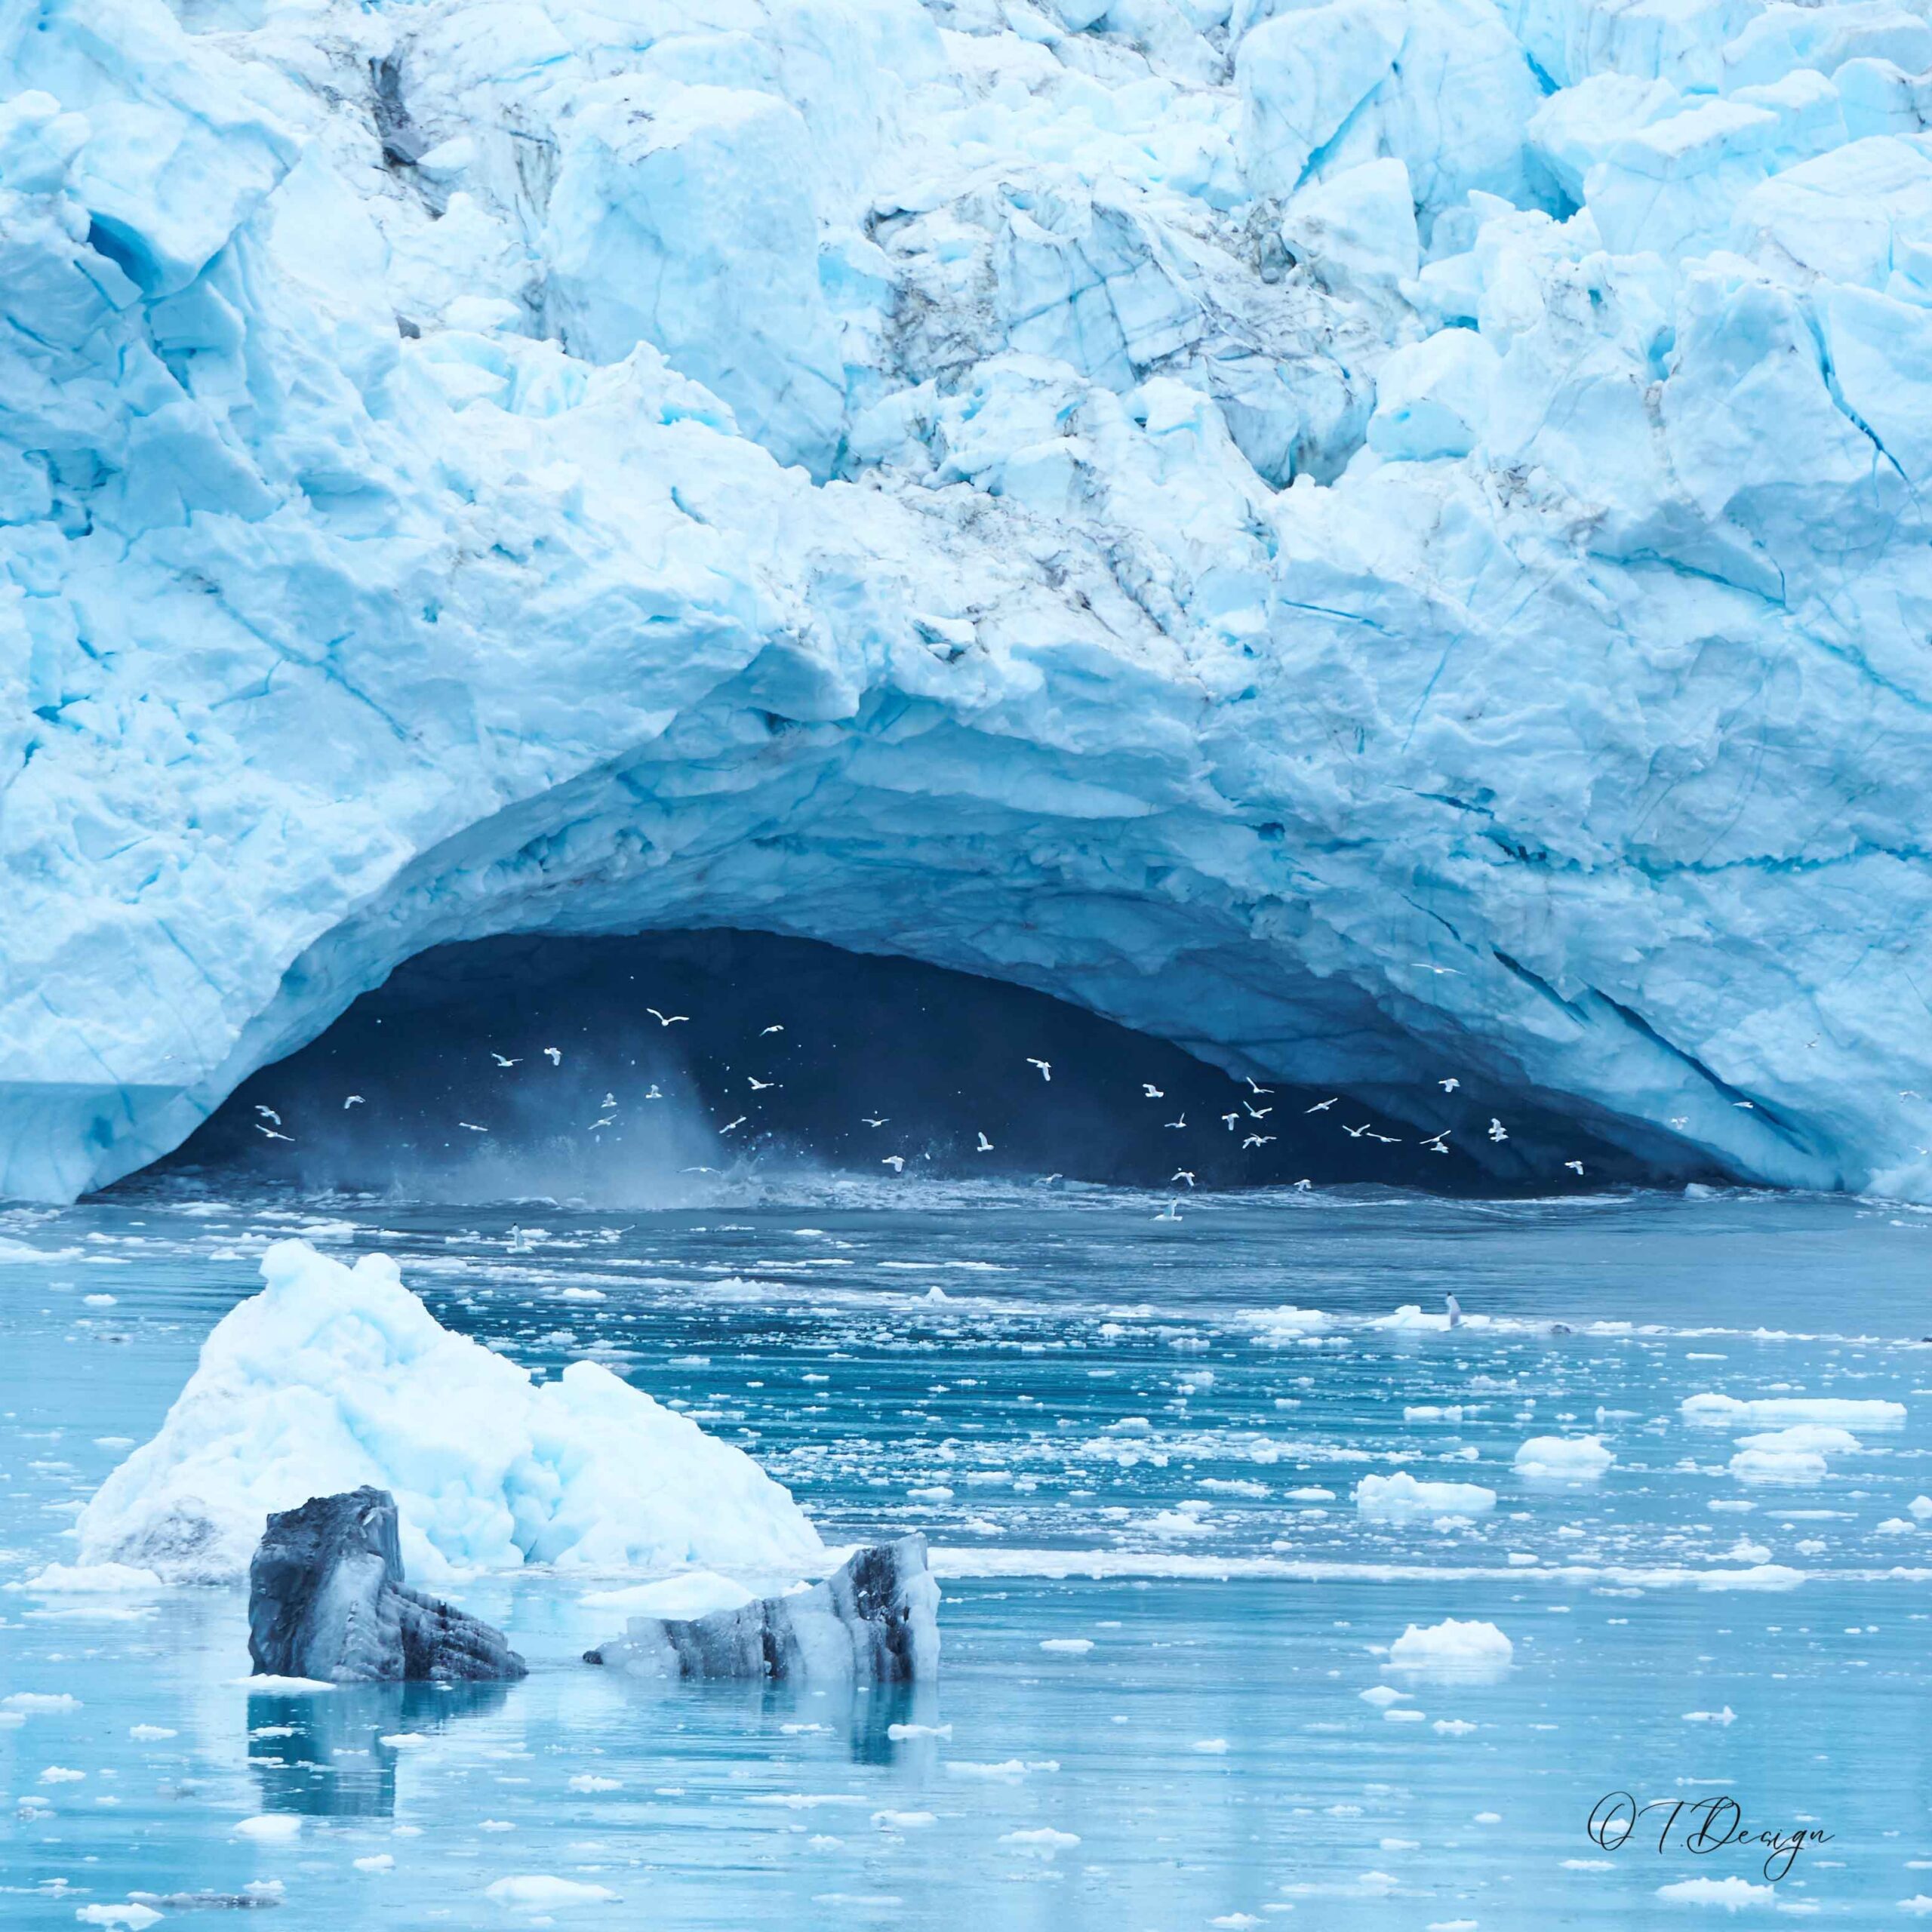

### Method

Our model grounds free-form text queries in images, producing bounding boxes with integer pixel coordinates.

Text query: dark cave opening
[142,929,1737,1201]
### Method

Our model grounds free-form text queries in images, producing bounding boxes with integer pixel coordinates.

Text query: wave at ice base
[76,1239,827,1585]
[2,0,1932,1202]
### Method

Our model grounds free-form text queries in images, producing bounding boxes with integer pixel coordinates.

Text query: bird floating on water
[589,1116,615,1131]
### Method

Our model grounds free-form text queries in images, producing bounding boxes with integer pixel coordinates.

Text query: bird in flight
[1155,1200,1183,1222]
[491,1052,519,1067]
[601,1092,617,1109]
[680,1165,716,1175]
[645,1084,663,1100]
[719,1116,747,1134]
[459,1121,488,1134]
[1422,1131,1450,1153]
[977,1131,994,1152]
[343,1095,364,1109]
[882,1155,906,1172]
[1143,1083,1164,1098]
[1027,1057,1052,1081]
[1244,1100,1272,1118]
[862,1115,888,1127]
[1247,1078,1273,1094]
[1439,1077,1460,1092]
[1488,1118,1509,1143]
[1165,1114,1186,1129]
[254,1105,281,1124]
[648,1009,688,1026]
[1171,1170,1195,1187]
[1669,1115,1689,1128]
[1733,1100,1755,1109]
[762,1025,785,1035]
[1293,1177,1312,1191]
[1243,1132,1276,1148]
[1413,964,1460,976]
[1367,1130,1400,1144]
[589,1115,615,1131]
[1343,1123,1371,1138]
[748,1076,774,1091]
[1306,1098,1337,1112]
[255,1123,293,1142]
[1564,1160,1584,1174]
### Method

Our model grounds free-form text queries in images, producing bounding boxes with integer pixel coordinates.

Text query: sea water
[0,1183,1928,1926]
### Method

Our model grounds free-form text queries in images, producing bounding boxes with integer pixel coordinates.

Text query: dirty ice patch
[76,1239,826,1584]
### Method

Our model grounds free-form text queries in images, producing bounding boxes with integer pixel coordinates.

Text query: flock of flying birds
[237,998,1635,1208]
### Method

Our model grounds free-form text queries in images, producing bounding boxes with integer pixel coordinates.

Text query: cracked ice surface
[1,0,1930,1201]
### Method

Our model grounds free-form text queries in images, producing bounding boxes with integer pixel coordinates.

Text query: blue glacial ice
[1,0,1930,1201]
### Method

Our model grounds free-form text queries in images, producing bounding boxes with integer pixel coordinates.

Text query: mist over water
[147,930,1727,1204]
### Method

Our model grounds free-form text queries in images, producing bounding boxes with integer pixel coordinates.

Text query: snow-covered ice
[2,0,1931,1204]
[1355,1472,1497,1521]
[75,1238,826,1583]
[1513,1435,1615,1478]
[1682,1394,1907,1428]
[1388,1617,1514,1674]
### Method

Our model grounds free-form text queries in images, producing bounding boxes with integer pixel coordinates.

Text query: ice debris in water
[1681,1394,1907,1427]
[248,1486,525,1684]
[1388,1618,1515,1674]
[77,1239,825,1583]
[1512,1435,1615,1478]
[1355,1472,1497,1521]
[585,1535,939,1684]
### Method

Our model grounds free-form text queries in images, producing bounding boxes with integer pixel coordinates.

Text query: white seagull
[1243,1133,1275,1148]
[1293,1177,1312,1191]
[458,1121,488,1134]
[647,1009,688,1026]
[1306,1098,1337,1113]
[1445,1292,1462,1327]
[255,1124,293,1142]
[1244,1101,1272,1118]
[1422,1131,1450,1153]
[1171,1170,1195,1187]
[719,1116,747,1134]
[1165,1114,1186,1129]
[977,1132,994,1152]
[1222,1111,1241,1130]
[1488,1118,1509,1143]
[863,1115,888,1127]
[543,1047,562,1066]
[748,1076,774,1091]
[761,1025,785,1035]
[601,1092,617,1109]
[1564,1159,1584,1175]
[1343,1123,1371,1138]
[1439,1077,1460,1092]
[1026,1057,1052,1081]
[491,1052,520,1067]
[645,1084,663,1100]
[343,1095,364,1109]
[1155,1200,1183,1222]
[1143,1083,1164,1098]
[589,1116,615,1131]
[882,1154,906,1172]
[254,1105,281,1124]
[1247,1078,1273,1095]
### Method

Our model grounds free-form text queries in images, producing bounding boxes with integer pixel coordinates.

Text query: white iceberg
[1355,1472,1497,1521]
[1514,1435,1615,1479]
[76,1240,826,1585]
[1682,1395,1906,1428]
[1388,1617,1513,1674]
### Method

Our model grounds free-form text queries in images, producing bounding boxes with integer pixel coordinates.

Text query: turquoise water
[2,1183,1930,1925]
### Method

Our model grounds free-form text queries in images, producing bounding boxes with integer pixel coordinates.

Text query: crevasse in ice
[2,0,1930,1201]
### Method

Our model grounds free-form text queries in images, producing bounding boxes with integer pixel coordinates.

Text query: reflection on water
[247,1681,517,1817]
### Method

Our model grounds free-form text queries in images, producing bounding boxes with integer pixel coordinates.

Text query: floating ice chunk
[1734,1424,1860,1454]
[1001,1826,1080,1855]
[1389,1618,1513,1675]
[1355,1472,1497,1521]
[1912,1497,1932,1519]
[75,1908,162,1930]
[1039,1637,1094,1654]
[483,1875,618,1906]
[578,1571,757,1620]
[1243,1306,1331,1342]
[3,1692,80,1712]
[1681,1394,1906,1427]
[1359,1684,1409,1706]
[1684,1706,1737,1724]
[1655,1873,1774,1906]
[234,1814,301,1841]
[1514,1435,1615,1479]
[584,1536,937,1684]
[78,1241,824,1583]
[1727,1447,1827,1484]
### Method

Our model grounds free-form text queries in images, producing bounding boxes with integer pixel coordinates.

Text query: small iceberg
[77,1240,825,1584]
[585,1535,939,1684]
[1681,1393,1906,1428]
[1513,1435,1615,1480]
[1355,1472,1497,1521]
[1388,1617,1513,1678]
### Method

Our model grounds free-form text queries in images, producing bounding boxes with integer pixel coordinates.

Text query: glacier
[2,0,1930,1201]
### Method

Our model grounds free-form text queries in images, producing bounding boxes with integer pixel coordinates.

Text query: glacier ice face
[1,0,1930,1201]
[77,1238,827,1584]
